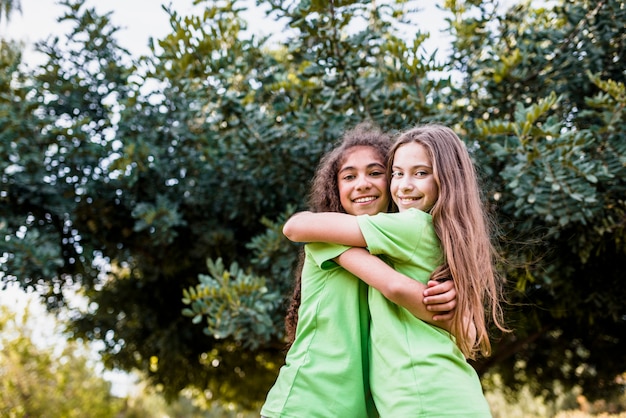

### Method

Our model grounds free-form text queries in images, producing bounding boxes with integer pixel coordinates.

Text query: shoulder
[306,242,351,269]
[358,208,432,224]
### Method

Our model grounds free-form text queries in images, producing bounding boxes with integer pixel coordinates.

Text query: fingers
[424,296,457,310]
[424,278,457,315]
[426,300,456,312]
[423,291,457,304]
[423,281,457,306]
[423,279,454,296]
[432,311,454,322]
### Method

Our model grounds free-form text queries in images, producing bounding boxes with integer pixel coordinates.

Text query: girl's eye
[391,171,403,178]
[370,171,384,177]
[342,174,355,181]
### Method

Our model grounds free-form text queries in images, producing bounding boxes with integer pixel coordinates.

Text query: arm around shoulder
[283,211,367,246]
[335,248,452,331]
[282,211,313,242]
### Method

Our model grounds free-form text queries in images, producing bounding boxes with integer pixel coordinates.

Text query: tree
[1,0,624,409]
[3,0,447,405]
[0,298,124,417]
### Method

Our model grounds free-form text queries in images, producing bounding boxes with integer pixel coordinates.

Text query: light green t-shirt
[261,242,376,418]
[358,208,492,418]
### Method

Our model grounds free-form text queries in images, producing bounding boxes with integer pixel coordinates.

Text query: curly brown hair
[284,122,393,345]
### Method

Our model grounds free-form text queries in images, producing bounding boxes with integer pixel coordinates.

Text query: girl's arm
[335,248,456,328]
[283,211,366,246]
[285,211,457,318]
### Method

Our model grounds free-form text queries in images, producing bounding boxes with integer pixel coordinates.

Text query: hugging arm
[284,211,457,321]
[283,211,367,246]
[335,248,456,328]
[338,248,475,348]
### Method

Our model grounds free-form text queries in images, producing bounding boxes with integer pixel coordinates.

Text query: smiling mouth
[398,197,420,204]
[353,196,378,203]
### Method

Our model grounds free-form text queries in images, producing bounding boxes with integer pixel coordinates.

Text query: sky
[0,0,262,64]
[0,0,453,67]
[1,0,176,52]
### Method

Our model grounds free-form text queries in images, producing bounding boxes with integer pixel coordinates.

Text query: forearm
[283,211,367,247]
[335,248,451,331]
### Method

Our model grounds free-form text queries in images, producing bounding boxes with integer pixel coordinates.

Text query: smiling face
[337,146,390,216]
[390,141,439,212]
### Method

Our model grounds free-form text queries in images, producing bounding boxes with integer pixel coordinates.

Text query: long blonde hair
[389,124,507,359]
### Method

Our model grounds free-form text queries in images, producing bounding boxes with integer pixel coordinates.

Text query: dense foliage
[1,0,624,409]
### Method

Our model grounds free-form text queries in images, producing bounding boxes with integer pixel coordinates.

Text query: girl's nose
[355,175,371,189]
[399,177,414,190]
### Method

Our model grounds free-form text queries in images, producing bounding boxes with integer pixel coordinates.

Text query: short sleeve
[306,242,351,270]
[356,209,432,263]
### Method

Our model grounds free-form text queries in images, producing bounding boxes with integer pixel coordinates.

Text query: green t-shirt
[261,242,376,418]
[358,208,492,417]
